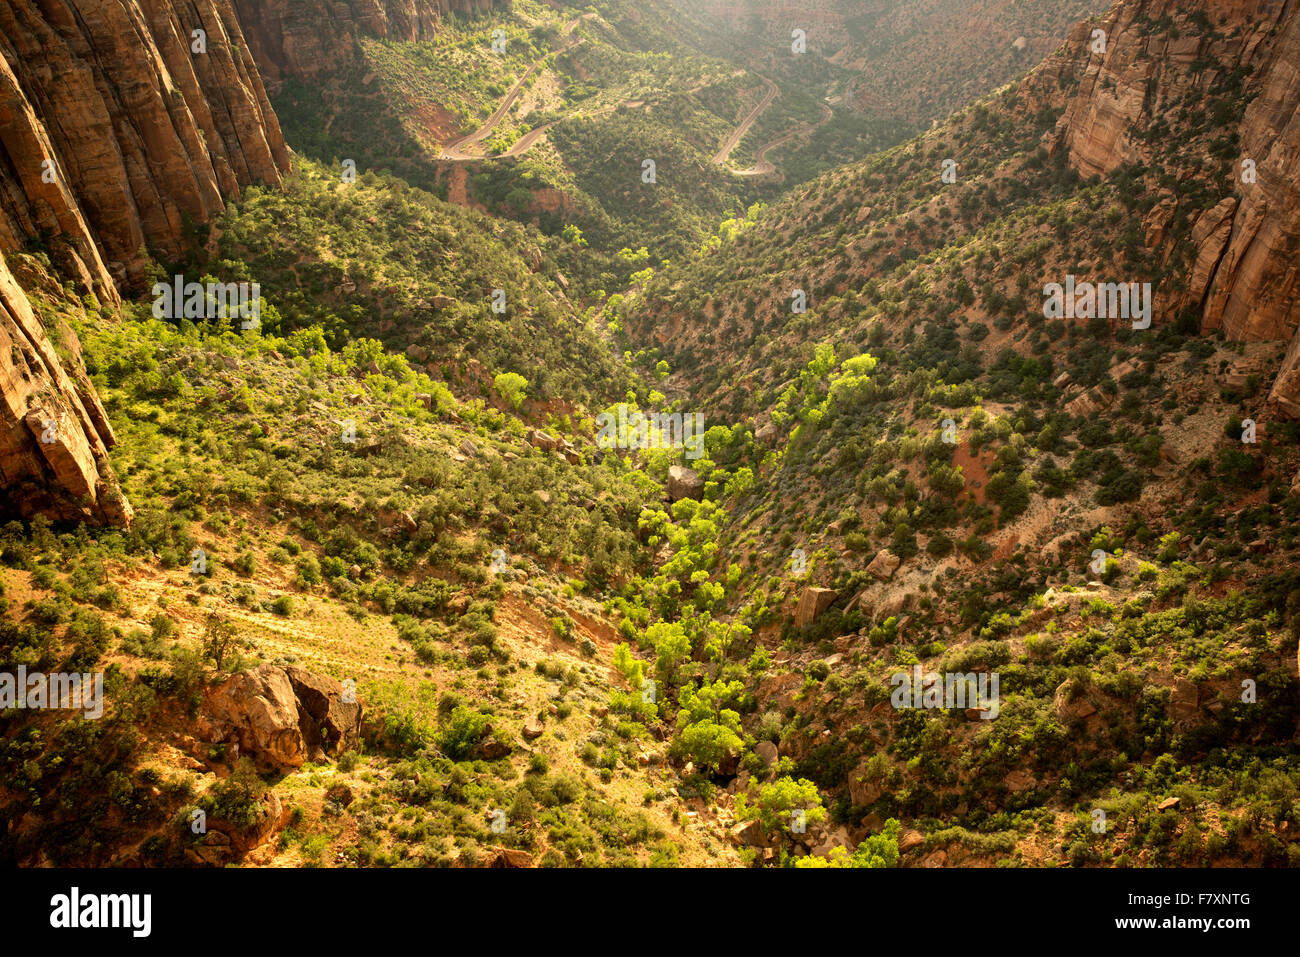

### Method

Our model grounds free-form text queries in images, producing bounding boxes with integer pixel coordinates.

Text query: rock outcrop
[0,255,131,526]
[794,586,836,628]
[0,0,291,291]
[233,0,508,83]
[0,0,293,525]
[1045,0,1300,415]
[666,464,704,501]
[199,664,363,772]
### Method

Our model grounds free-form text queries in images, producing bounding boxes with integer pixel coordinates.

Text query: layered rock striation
[1042,0,1300,414]
[0,255,131,526]
[0,0,293,526]
[0,0,291,291]
[233,0,507,82]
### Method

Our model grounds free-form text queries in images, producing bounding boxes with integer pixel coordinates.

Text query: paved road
[438,19,826,180]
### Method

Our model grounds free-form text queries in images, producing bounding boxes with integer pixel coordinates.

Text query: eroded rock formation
[233,0,507,82]
[1045,0,1300,415]
[0,255,131,526]
[199,664,364,773]
[0,0,291,290]
[0,0,293,526]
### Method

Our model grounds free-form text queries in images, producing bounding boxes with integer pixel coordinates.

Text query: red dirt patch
[951,439,995,506]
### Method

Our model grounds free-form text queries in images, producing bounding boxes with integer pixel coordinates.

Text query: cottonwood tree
[202,613,238,671]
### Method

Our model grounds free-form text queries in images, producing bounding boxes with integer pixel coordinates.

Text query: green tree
[494,372,529,410]
[795,819,902,868]
[201,613,237,670]
[675,719,742,773]
[738,775,827,835]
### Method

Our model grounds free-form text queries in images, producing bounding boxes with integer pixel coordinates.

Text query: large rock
[528,429,560,452]
[794,587,836,627]
[1170,677,1200,725]
[666,465,704,501]
[867,550,901,582]
[284,667,363,759]
[1044,0,1300,412]
[0,256,131,526]
[200,664,364,772]
[0,0,290,288]
[1053,679,1098,724]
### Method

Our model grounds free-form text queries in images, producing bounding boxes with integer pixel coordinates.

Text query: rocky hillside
[233,0,509,83]
[662,0,1107,126]
[615,0,1300,866]
[0,255,130,526]
[0,0,292,527]
[1040,0,1300,413]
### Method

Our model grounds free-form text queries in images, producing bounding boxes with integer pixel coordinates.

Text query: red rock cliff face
[1042,0,1300,415]
[0,255,131,527]
[0,0,293,527]
[0,0,291,291]
[233,0,506,83]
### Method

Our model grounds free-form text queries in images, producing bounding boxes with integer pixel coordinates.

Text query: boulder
[666,465,704,501]
[879,593,908,619]
[867,550,901,581]
[405,343,428,363]
[324,783,354,808]
[729,819,766,847]
[284,667,364,759]
[1053,679,1098,724]
[1170,678,1200,724]
[199,665,306,771]
[898,829,925,854]
[794,587,836,627]
[754,740,778,769]
[522,718,544,740]
[528,429,560,452]
[848,764,881,807]
[486,847,534,868]
[200,665,363,772]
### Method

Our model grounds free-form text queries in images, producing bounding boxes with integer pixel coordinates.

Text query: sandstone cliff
[0,0,291,291]
[0,254,131,526]
[233,0,506,83]
[1042,0,1300,415]
[0,0,295,527]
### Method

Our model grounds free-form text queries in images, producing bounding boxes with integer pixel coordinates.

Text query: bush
[439,705,492,760]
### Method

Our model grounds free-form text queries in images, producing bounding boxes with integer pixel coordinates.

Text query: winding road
[437,16,831,179]
[440,14,592,162]
[711,75,778,166]
[728,100,833,177]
